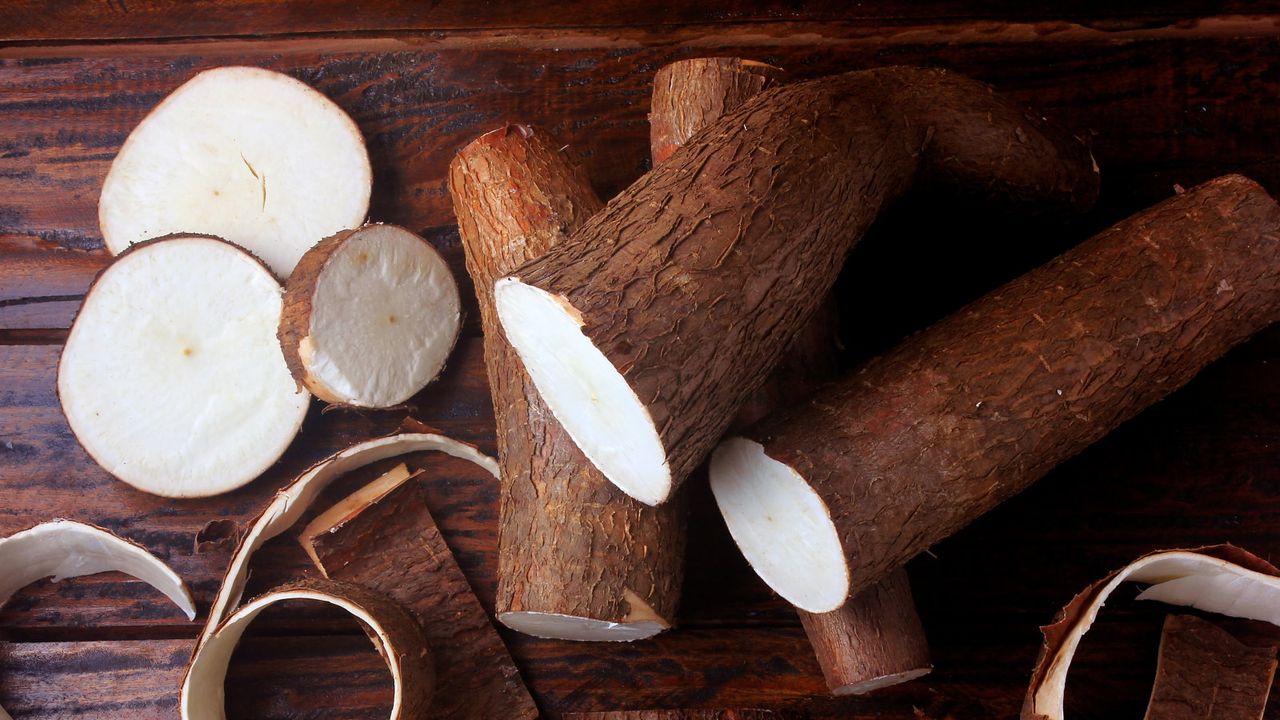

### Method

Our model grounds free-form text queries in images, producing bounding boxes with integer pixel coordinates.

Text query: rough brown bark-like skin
[448,124,686,634]
[651,57,931,696]
[745,175,1280,602]
[307,477,537,720]
[649,57,784,166]
[798,568,931,695]
[1144,614,1277,720]
[505,66,1099,501]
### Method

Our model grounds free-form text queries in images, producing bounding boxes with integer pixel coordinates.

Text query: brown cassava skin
[744,175,1280,604]
[307,475,538,720]
[448,125,686,634]
[652,57,930,695]
[1144,614,1276,720]
[505,66,1099,501]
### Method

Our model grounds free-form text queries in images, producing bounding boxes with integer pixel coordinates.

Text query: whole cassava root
[712,175,1280,614]
[449,125,686,641]
[496,66,1098,506]
[652,57,930,695]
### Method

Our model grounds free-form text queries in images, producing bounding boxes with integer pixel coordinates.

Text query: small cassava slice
[1145,614,1276,720]
[712,175,1280,615]
[99,66,371,277]
[279,224,461,407]
[496,66,1098,506]
[58,234,309,498]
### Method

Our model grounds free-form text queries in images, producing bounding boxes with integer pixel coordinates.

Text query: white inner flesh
[183,588,411,720]
[709,437,849,613]
[304,226,460,407]
[58,236,310,497]
[499,612,667,642]
[1031,551,1280,720]
[494,279,670,506]
[99,66,371,277]
[834,668,932,697]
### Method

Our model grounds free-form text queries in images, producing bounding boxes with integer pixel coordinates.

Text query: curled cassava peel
[181,424,497,718]
[184,579,433,720]
[1023,545,1280,720]
[0,520,195,720]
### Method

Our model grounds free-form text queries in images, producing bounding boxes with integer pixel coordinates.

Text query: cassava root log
[712,175,1280,615]
[1145,615,1277,720]
[652,57,930,695]
[496,66,1098,505]
[449,125,685,640]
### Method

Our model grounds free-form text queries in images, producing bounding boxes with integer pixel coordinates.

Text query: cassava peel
[1144,614,1276,720]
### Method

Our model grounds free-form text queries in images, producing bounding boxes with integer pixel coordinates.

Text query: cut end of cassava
[709,437,848,613]
[833,668,932,696]
[281,224,461,407]
[58,235,309,497]
[498,612,668,642]
[494,278,670,506]
[99,66,372,277]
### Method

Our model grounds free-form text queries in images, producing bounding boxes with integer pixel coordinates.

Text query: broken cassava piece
[650,57,930,694]
[0,520,195,720]
[58,234,309,498]
[496,66,1098,506]
[1023,545,1280,720]
[1144,615,1277,720]
[99,66,372,277]
[279,224,461,408]
[184,579,434,720]
[712,175,1280,615]
[449,125,685,640]
[301,463,538,720]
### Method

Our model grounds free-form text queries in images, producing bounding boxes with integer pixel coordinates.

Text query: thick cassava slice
[99,66,371,277]
[711,176,1280,614]
[279,224,461,407]
[496,67,1098,506]
[58,235,309,498]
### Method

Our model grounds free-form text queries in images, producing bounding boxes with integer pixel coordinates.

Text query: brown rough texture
[798,568,931,696]
[745,175,1280,605]
[504,66,1099,500]
[651,56,931,696]
[449,124,687,636]
[306,472,537,720]
[1144,614,1277,720]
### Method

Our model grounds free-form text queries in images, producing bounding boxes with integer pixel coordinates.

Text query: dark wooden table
[3,3,1280,717]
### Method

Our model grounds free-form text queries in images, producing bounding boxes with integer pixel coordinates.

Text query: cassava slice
[652,57,930,694]
[496,66,1098,505]
[58,234,309,498]
[711,175,1280,614]
[1144,615,1276,720]
[99,66,371,277]
[449,124,684,640]
[279,224,461,407]
[1024,545,1280,720]
[303,464,538,720]
[183,579,433,720]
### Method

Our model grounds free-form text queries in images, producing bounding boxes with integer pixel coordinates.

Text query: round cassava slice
[58,235,310,498]
[279,224,461,408]
[98,65,372,277]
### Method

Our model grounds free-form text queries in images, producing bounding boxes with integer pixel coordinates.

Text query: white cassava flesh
[280,225,461,407]
[708,438,849,613]
[184,580,433,720]
[58,235,309,497]
[499,587,668,642]
[0,520,195,720]
[493,279,669,506]
[1024,546,1280,720]
[99,66,371,277]
[181,429,497,719]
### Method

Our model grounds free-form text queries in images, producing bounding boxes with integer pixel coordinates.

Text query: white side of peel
[0,520,195,720]
[1031,551,1280,720]
[99,66,372,277]
[58,236,310,497]
[708,437,850,613]
[181,432,498,719]
[494,278,671,506]
[304,226,461,407]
